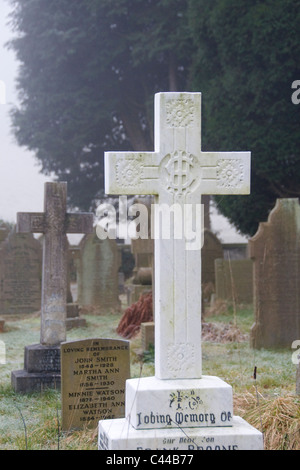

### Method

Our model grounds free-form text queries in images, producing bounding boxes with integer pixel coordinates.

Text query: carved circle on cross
[160,150,199,197]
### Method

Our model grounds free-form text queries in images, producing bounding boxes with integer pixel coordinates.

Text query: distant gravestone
[215,258,253,304]
[0,231,42,315]
[250,198,300,349]
[61,338,130,431]
[77,230,121,313]
[0,226,9,243]
[202,229,223,285]
[141,322,155,351]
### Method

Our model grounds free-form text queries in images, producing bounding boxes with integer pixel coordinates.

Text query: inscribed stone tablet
[61,338,130,431]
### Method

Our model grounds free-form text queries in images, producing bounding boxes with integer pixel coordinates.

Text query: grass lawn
[0,299,299,450]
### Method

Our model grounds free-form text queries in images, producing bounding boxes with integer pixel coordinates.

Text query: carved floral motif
[216,159,244,189]
[166,98,195,128]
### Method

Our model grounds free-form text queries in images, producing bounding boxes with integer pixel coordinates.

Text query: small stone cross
[17,182,93,346]
[105,92,250,379]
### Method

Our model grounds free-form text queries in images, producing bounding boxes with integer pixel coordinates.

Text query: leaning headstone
[215,258,253,304]
[61,338,130,431]
[0,231,42,315]
[11,182,93,393]
[98,92,263,450]
[250,198,300,349]
[127,196,154,305]
[77,229,121,313]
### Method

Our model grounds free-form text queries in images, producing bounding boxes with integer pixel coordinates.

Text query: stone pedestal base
[66,303,87,330]
[98,416,264,450]
[125,376,233,429]
[11,344,61,393]
[98,375,264,451]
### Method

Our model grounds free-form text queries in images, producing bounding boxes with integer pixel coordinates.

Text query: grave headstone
[98,92,263,450]
[215,258,253,304]
[77,229,121,313]
[0,226,9,243]
[11,182,93,393]
[202,228,224,285]
[61,338,130,431]
[0,231,42,315]
[250,198,300,349]
[128,196,154,305]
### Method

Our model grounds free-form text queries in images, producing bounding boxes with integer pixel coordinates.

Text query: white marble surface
[105,92,250,380]
[98,416,264,450]
[125,375,233,430]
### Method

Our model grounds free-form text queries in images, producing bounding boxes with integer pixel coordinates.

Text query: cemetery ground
[0,294,299,451]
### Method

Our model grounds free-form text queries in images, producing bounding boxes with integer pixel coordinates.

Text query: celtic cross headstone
[99,92,263,450]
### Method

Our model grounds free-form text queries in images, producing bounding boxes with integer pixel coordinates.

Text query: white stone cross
[105,92,250,379]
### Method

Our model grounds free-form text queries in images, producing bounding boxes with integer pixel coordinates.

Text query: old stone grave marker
[202,228,223,286]
[77,229,121,313]
[215,258,253,304]
[250,198,300,349]
[98,92,263,450]
[0,231,42,315]
[141,321,155,352]
[11,182,93,393]
[61,338,130,431]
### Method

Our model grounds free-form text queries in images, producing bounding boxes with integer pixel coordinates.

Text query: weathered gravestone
[250,198,300,349]
[0,226,9,243]
[0,231,42,315]
[61,338,130,431]
[215,258,253,304]
[77,229,121,313]
[127,198,153,305]
[98,92,263,450]
[11,182,93,393]
[202,229,223,285]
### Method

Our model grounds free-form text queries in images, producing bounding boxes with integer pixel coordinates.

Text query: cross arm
[66,213,94,234]
[200,152,251,195]
[105,152,160,196]
[17,212,46,234]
